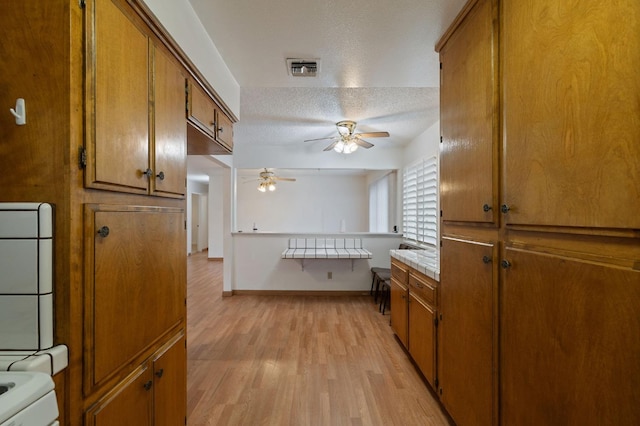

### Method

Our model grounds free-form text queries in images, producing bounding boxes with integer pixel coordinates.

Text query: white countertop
[0,345,68,376]
[390,247,440,281]
[233,231,402,237]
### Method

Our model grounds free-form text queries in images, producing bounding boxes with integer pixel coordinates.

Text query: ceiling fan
[252,168,296,192]
[304,120,390,154]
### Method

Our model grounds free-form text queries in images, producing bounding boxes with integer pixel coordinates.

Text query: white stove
[0,371,58,425]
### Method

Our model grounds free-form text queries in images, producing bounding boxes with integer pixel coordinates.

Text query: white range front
[0,371,58,426]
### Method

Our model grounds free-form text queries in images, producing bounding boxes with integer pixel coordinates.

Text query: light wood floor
[186,251,452,426]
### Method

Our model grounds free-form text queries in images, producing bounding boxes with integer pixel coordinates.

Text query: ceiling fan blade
[304,136,339,142]
[274,177,296,182]
[354,131,390,138]
[353,138,374,149]
[323,140,339,151]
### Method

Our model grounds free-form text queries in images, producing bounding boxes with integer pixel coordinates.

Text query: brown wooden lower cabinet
[85,365,153,426]
[84,205,185,392]
[439,237,495,426]
[408,292,436,386]
[86,332,186,426]
[501,246,640,425]
[390,258,439,388]
[389,276,409,348]
[153,333,187,426]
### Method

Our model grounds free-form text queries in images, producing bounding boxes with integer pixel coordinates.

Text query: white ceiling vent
[287,59,319,77]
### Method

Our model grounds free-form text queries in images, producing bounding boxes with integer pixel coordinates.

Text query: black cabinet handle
[143,380,153,391]
[97,226,110,238]
[501,260,511,269]
[155,368,164,378]
[483,204,492,212]
[143,168,153,178]
[156,171,165,181]
[482,255,492,264]
[500,204,510,214]
[218,127,224,133]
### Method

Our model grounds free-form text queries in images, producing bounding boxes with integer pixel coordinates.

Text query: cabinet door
[439,0,498,224]
[501,246,640,425]
[188,82,216,136]
[439,237,495,426]
[215,108,233,151]
[85,365,153,426]
[85,205,186,389]
[502,0,640,229]
[408,293,436,387]
[86,0,150,194]
[390,277,409,348]
[153,333,186,426]
[152,44,187,198]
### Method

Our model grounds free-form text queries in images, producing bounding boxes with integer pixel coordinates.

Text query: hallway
[186,251,451,425]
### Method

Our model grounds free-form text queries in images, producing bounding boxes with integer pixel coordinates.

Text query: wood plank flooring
[187,251,452,426]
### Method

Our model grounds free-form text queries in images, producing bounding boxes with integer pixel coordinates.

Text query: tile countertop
[390,247,440,282]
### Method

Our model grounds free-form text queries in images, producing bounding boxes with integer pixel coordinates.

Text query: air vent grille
[287,59,319,77]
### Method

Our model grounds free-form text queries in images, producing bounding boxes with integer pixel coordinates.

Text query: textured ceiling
[186,0,466,167]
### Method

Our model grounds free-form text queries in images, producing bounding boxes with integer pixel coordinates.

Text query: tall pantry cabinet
[0,1,233,424]
[436,0,640,424]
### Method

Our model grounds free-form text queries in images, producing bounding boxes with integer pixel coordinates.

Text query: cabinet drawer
[409,273,437,306]
[391,259,409,284]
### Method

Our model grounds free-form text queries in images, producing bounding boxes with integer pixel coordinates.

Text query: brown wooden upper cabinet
[84,0,186,198]
[152,45,187,198]
[438,0,499,225]
[187,80,233,153]
[501,0,640,229]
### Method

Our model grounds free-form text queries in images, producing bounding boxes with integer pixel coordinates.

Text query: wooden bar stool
[370,268,391,303]
[379,279,391,314]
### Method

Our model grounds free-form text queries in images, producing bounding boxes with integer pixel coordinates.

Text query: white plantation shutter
[403,156,438,247]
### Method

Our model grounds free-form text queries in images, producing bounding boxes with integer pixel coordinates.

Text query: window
[369,172,396,232]
[402,156,438,247]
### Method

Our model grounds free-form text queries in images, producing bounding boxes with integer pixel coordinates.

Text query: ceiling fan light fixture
[333,138,358,154]
[268,182,276,191]
[336,120,357,136]
[257,182,267,192]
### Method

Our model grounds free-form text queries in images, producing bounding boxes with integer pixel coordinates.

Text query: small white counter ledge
[231,232,403,292]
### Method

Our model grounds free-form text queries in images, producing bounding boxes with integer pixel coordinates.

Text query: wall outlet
[327,272,333,279]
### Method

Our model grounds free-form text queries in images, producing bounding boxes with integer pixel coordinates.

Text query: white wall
[233,233,403,291]
[236,174,368,233]
[403,121,440,163]
[207,170,225,258]
[143,0,240,117]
